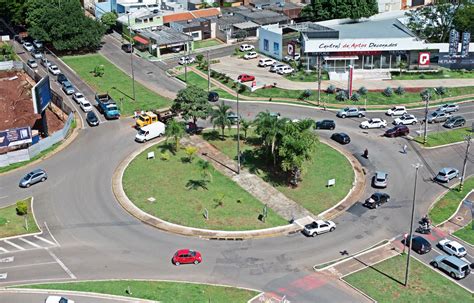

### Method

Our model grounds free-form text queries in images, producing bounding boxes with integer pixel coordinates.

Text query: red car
[172,249,202,266]
[237,74,255,83]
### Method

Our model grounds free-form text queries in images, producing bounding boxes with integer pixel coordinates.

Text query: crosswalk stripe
[4,240,25,251]
[19,238,41,248]
[34,235,55,246]
[0,247,8,253]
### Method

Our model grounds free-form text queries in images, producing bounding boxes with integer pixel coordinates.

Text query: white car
[33,39,43,49]
[270,63,286,72]
[394,114,418,125]
[80,99,93,112]
[386,106,407,117]
[284,53,301,61]
[41,57,51,67]
[239,44,254,52]
[23,42,34,51]
[244,51,258,60]
[48,64,61,75]
[72,92,85,104]
[27,59,38,68]
[277,66,294,75]
[360,118,387,129]
[178,56,195,65]
[45,296,75,303]
[258,58,275,67]
[302,220,336,236]
[438,239,467,258]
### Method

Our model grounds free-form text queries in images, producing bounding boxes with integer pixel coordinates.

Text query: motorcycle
[416,223,431,234]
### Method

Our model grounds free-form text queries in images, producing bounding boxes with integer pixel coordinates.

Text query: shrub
[16,201,28,216]
[383,87,393,97]
[419,74,426,79]
[93,64,105,77]
[184,146,198,162]
[350,92,361,101]
[196,54,204,62]
[435,86,447,95]
[299,89,312,100]
[326,84,336,94]
[238,84,247,93]
[358,86,368,95]
[160,152,170,161]
[336,90,348,101]
[233,48,239,56]
[395,86,405,95]
[210,70,216,77]
[420,88,432,100]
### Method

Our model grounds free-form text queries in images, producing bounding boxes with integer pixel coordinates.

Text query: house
[170,17,217,40]
[116,8,164,33]
[264,2,303,20]
[134,26,194,58]
[248,0,285,9]
[221,6,289,26]
[162,7,221,24]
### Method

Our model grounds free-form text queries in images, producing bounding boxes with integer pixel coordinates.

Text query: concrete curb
[440,189,474,227]
[112,139,302,240]
[338,278,377,303]
[416,139,467,150]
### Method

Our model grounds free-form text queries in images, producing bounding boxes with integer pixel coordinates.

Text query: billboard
[461,32,471,57]
[448,29,460,57]
[418,52,430,67]
[0,127,32,148]
[32,75,52,114]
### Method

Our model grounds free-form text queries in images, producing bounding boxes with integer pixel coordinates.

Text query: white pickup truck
[438,239,467,258]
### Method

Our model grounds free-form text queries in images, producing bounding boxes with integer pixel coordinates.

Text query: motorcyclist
[363,148,369,159]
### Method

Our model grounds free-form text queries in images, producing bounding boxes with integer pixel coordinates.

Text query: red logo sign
[418,52,430,66]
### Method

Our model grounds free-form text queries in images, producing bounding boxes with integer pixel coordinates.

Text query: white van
[135,122,166,143]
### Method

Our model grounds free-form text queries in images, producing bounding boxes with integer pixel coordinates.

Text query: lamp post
[405,163,422,287]
[236,86,241,174]
[207,50,211,93]
[459,135,471,191]
[127,13,136,102]
[317,54,322,107]
[421,90,430,145]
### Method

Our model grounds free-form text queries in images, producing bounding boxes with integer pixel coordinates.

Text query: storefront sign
[461,32,471,57]
[418,52,430,67]
[0,127,32,148]
[449,29,460,57]
[287,42,295,57]
[304,38,428,53]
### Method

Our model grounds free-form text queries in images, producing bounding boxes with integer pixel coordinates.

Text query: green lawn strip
[429,177,474,225]
[0,142,61,174]
[16,280,258,303]
[284,70,329,82]
[0,197,40,238]
[414,127,471,147]
[62,54,171,116]
[453,220,474,245]
[343,254,471,303]
[203,129,354,214]
[392,70,474,80]
[193,39,222,49]
[123,143,287,230]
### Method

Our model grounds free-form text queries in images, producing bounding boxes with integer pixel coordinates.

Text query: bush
[419,74,426,79]
[16,201,28,216]
[93,64,105,77]
[358,86,368,95]
[336,90,348,101]
[435,86,447,95]
[233,48,240,56]
[350,92,361,101]
[420,89,432,100]
[326,84,337,94]
[238,84,247,93]
[383,87,393,97]
[395,86,405,95]
[160,152,170,161]
[210,70,216,78]
[196,54,204,62]
[299,89,312,100]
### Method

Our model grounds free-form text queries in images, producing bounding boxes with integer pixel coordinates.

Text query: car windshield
[370,194,379,201]
[107,105,118,111]
[138,129,146,135]
[438,171,447,176]
[459,247,466,252]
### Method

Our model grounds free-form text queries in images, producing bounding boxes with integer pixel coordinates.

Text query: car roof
[448,240,464,249]
[176,249,191,254]
[439,167,455,173]
[375,171,387,177]
[30,169,45,174]
[437,255,469,266]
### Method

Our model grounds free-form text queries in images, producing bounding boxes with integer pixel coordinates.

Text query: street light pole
[237,88,241,174]
[459,135,471,191]
[422,92,430,145]
[127,13,136,102]
[405,163,422,287]
[317,54,321,107]
[207,50,211,93]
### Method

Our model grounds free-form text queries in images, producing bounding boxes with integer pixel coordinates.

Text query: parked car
[22,42,34,51]
[45,296,75,303]
[259,58,275,67]
[227,112,240,124]
[437,103,459,113]
[386,106,407,117]
[244,51,258,59]
[186,122,203,135]
[61,81,75,95]
[269,63,286,72]
[283,53,300,61]
[426,110,450,123]
[331,132,351,144]
[302,220,336,236]
[48,64,60,75]
[178,56,195,65]
[41,57,51,67]
[443,116,466,128]
[373,171,388,188]
[121,43,133,53]
[79,99,93,112]
[277,66,294,75]
[315,119,335,130]
[384,125,409,137]
[337,107,366,118]
[237,74,255,83]
[438,239,467,258]
[434,167,459,182]
[170,45,182,53]
[26,59,37,68]
[86,111,100,127]
[19,169,47,188]
[31,49,43,59]
[32,40,43,49]
[364,192,390,209]
[172,249,202,266]
[393,114,418,125]
[57,73,68,85]
[240,44,254,52]
[432,255,470,279]
[208,91,219,102]
[360,118,387,129]
[404,235,432,254]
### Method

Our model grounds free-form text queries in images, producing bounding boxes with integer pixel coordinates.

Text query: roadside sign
[327,179,336,187]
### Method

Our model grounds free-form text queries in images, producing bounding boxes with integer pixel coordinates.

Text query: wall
[378,0,402,13]
[258,25,283,60]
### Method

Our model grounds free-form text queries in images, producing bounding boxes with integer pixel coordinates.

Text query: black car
[86,111,99,126]
[57,73,68,85]
[186,122,203,135]
[404,235,432,254]
[315,120,335,130]
[121,43,133,53]
[384,125,409,137]
[331,132,350,144]
[208,91,219,102]
[443,116,466,129]
[364,192,390,209]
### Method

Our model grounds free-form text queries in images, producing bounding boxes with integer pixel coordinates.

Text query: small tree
[238,84,247,94]
[397,61,406,77]
[197,159,213,182]
[351,92,361,102]
[93,64,105,77]
[196,54,204,63]
[101,12,117,32]
[420,88,432,101]
[16,201,28,216]
[184,146,198,162]
[172,85,210,124]
[165,119,186,151]
[435,86,447,96]
[299,89,312,100]
[395,86,405,95]
[241,119,252,139]
[383,87,394,97]
[358,86,368,95]
[336,90,348,101]
[326,84,337,94]
[210,102,232,138]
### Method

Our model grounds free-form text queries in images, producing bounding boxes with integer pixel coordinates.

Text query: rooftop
[329,18,415,39]
[163,8,221,23]
[138,27,193,46]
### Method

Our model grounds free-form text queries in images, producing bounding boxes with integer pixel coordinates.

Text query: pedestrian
[363,148,369,159]
[402,144,408,154]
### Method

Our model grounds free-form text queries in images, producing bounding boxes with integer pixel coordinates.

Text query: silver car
[19,169,47,188]
[432,255,470,279]
[437,103,459,113]
[373,171,388,188]
[427,110,450,123]
[435,167,459,182]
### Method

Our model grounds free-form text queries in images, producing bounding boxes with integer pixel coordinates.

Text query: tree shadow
[157,143,176,155]
[240,149,288,187]
[185,179,209,190]
[202,130,221,142]
[111,86,134,100]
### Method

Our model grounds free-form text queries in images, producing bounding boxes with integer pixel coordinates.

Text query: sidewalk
[437,191,473,235]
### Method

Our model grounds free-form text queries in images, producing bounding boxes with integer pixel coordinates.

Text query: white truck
[135,122,166,143]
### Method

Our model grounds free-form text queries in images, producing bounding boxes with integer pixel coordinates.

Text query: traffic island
[0,197,40,238]
[414,127,471,148]
[453,221,474,245]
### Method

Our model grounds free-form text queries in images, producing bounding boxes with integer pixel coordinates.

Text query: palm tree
[397,61,406,78]
[197,159,213,182]
[165,119,185,151]
[241,119,252,139]
[210,102,232,138]
[255,111,287,166]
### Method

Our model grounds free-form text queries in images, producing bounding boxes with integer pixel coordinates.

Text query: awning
[133,36,149,45]
[323,56,359,61]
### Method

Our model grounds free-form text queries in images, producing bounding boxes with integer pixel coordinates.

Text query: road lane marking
[0,247,8,253]
[19,238,41,248]
[0,196,7,199]
[0,256,13,263]
[0,261,56,270]
[34,236,55,246]
[0,273,6,280]
[3,240,25,251]
[44,222,60,247]
[46,249,76,279]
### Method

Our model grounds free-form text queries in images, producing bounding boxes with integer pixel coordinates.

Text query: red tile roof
[163,8,220,23]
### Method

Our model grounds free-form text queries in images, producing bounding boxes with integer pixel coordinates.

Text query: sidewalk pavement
[437,191,473,235]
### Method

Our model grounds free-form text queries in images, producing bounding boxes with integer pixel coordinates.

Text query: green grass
[123,143,287,230]
[193,39,223,50]
[62,54,171,116]
[176,71,236,100]
[343,254,472,303]
[392,69,474,80]
[0,142,61,174]
[453,220,474,245]
[429,177,474,225]
[0,198,40,238]
[16,280,258,303]
[415,127,471,147]
[284,70,329,82]
[204,129,354,214]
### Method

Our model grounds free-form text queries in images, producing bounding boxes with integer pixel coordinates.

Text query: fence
[0,60,22,71]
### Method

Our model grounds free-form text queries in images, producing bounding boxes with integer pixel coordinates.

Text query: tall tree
[454,4,474,34]
[255,111,288,167]
[172,85,210,124]
[165,119,186,151]
[210,102,232,138]
[301,0,378,22]
[101,12,118,32]
[0,0,28,24]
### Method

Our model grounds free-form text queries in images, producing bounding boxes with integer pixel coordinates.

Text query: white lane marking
[0,196,7,199]
[3,240,25,251]
[46,249,76,279]
[19,238,41,248]
[0,261,57,270]
[0,273,7,280]
[0,256,13,263]
[34,236,55,246]
[0,247,8,253]
[44,222,60,247]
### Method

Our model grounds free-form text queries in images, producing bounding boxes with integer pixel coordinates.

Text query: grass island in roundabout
[122,128,354,231]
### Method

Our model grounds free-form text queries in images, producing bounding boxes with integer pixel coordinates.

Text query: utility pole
[459,135,472,191]
[207,50,211,93]
[237,88,241,174]
[317,54,322,107]
[127,13,136,102]
[185,42,189,83]
[405,163,422,287]
[422,91,430,145]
